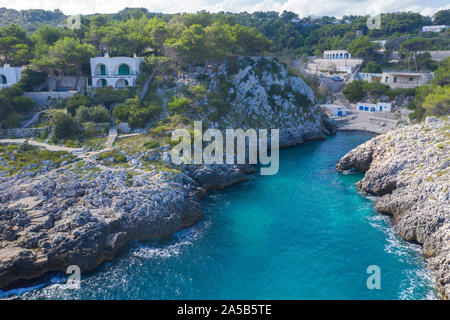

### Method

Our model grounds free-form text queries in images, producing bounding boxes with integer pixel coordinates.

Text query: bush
[11,96,34,113]
[168,97,189,115]
[75,105,110,123]
[88,105,110,123]
[83,121,97,138]
[51,112,80,140]
[113,104,131,122]
[75,105,90,122]
[92,87,129,108]
[2,113,21,128]
[343,80,365,102]
[66,94,91,116]
[143,140,160,149]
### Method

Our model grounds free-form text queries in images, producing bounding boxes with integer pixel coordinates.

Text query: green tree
[0,24,32,65]
[33,37,95,86]
[433,9,450,25]
[348,36,380,61]
[432,57,450,86]
[17,66,47,91]
[51,112,80,140]
[400,38,428,71]
[423,86,450,116]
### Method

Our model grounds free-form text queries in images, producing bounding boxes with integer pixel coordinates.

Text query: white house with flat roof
[90,53,144,89]
[381,71,433,89]
[0,65,24,89]
[357,102,391,113]
[422,25,448,32]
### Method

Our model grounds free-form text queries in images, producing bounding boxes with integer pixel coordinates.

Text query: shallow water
[2,131,438,300]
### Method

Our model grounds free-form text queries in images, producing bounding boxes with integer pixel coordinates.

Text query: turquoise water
[3,131,438,299]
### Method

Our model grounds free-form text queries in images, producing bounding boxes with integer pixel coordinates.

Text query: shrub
[75,105,90,122]
[83,121,97,138]
[143,140,160,149]
[113,103,132,122]
[51,112,80,140]
[92,87,129,108]
[88,105,110,123]
[66,94,91,116]
[343,80,365,102]
[168,97,189,115]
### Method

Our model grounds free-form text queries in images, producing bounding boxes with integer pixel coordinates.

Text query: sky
[0,0,449,17]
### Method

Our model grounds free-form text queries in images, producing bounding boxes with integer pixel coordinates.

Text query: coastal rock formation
[0,56,329,290]
[337,119,450,299]
[0,162,252,288]
[179,57,327,147]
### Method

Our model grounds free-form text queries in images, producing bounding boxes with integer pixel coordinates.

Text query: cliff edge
[337,118,450,299]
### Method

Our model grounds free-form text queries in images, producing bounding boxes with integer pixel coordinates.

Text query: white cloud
[2,0,449,17]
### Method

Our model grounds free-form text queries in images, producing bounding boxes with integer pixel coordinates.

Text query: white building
[320,104,347,117]
[90,53,144,89]
[323,50,351,59]
[357,102,391,113]
[422,25,449,33]
[0,65,24,89]
[305,50,363,75]
[381,71,433,89]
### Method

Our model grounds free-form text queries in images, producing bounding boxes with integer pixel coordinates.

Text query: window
[409,77,414,82]
[0,74,6,84]
[393,77,397,83]
[385,76,389,82]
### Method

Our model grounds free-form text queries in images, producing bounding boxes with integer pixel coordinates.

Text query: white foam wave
[132,220,211,259]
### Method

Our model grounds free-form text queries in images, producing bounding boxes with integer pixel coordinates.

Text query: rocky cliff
[0,56,330,289]
[173,56,329,146]
[337,118,450,299]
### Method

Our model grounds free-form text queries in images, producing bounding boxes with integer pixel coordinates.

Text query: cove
[4,131,438,300]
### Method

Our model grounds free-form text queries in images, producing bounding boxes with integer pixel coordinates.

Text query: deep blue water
[2,131,438,299]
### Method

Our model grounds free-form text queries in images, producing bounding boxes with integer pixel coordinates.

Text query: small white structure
[320,104,347,117]
[0,65,23,89]
[357,102,391,113]
[422,25,449,33]
[90,53,144,89]
[323,50,351,59]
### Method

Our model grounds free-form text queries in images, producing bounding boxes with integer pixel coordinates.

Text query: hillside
[0,8,66,33]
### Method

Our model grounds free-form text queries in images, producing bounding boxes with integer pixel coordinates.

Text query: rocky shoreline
[1,56,334,291]
[337,119,449,299]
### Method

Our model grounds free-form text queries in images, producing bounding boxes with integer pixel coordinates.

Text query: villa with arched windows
[323,50,351,59]
[0,65,24,89]
[90,53,144,89]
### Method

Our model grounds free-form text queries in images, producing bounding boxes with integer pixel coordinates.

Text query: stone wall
[24,91,79,108]
[0,127,50,139]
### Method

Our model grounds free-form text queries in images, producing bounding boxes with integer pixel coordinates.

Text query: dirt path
[0,138,83,153]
